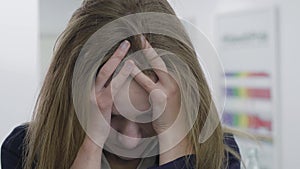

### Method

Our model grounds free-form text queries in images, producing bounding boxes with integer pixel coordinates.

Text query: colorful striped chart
[225,72,270,78]
[223,112,272,131]
[226,87,271,99]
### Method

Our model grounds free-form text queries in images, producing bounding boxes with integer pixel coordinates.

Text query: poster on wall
[215,7,279,169]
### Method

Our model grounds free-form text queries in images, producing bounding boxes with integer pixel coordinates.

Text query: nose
[121,120,141,137]
[115,117,142,149]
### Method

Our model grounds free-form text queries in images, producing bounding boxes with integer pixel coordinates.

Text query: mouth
[115,154,139,161]
[104,135,159,159]
[117,133,142,149]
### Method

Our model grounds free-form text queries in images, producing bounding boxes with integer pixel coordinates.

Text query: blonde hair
[24,0,239,169]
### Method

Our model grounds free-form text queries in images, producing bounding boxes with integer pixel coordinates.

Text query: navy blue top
[1,125,240,169]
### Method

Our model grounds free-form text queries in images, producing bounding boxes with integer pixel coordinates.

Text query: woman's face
[108,76,157,150]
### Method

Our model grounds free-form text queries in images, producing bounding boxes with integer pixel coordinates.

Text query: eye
[111,114,117,119]
[111,113,122,119]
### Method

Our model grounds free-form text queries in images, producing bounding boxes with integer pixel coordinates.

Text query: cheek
[110,116,122,131]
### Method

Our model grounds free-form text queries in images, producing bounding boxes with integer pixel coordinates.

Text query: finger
[90,85,112,126]
[97,88,113,114]
[140,35,168,82]
[131,64,156,93]
[110,60,134,96]
[95,40,130,93]
[149,89,167,121]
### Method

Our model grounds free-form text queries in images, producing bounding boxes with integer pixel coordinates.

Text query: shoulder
[224,133,239,152]
[148,134,240,169]
[148,155,195,169]
[224,133,241,169]
[1,124,29,169]
[2,124,28,152]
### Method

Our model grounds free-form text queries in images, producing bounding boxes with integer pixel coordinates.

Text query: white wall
[39,0,82,80]
[169,0,218,39]
[214,0,300,168]
[274,0,300,168]
[0,0,39,144]
[171,0,300,168]
[0,0,80,147]
[1,0,299,168]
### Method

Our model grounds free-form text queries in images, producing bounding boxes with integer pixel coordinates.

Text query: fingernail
[120,40,130,50]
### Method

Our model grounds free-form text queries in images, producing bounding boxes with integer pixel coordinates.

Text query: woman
[1,0,240,169]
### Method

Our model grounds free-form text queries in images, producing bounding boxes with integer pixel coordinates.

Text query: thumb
[149,89,167,121]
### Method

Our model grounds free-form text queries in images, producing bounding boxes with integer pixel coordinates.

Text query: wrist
[81,136,103,154]
[158,136,193,165]
[157,123,189,150]
[71,136,103,169]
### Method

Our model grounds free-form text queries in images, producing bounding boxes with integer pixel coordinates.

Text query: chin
[117,155,138,161]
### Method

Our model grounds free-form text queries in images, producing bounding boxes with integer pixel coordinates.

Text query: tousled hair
[24,0,238,169]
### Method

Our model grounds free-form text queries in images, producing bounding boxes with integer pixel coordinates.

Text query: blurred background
[1,0,299,168]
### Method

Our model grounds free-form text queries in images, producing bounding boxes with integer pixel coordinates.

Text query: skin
[71,37,193,169]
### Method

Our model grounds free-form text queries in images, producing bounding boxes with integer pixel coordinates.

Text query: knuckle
[143,79,154,90]
[111,82,120,92]
[96,95,111,109]
[114,50,125,59]
[111,57,121,64]
[120,68,130,76]
[150,89,167,104]
[98,99,111,110]
[156,94,167,105]
[99,66,111,77]
[90,94,97,104]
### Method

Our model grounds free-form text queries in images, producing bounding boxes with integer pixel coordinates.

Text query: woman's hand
[90,40,133,147]
[131,36,193,165]
[71,40,134,169]
[132,36,181,135]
